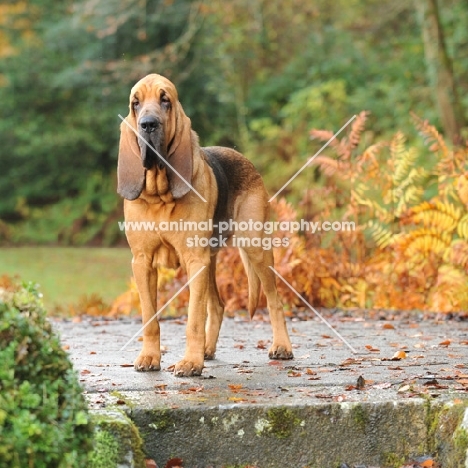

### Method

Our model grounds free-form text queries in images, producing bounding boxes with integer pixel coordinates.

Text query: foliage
[1,0,468,244]
[0,277,93,467]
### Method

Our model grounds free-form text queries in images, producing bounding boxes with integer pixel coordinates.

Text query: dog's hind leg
[242,246,293,360]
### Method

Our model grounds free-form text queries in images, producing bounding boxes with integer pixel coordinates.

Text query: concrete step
[54,315,468,467]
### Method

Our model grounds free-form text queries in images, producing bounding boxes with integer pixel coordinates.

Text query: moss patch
[350,404,370,433]
[255,408,303,439]
[88,430,121,468]
[89,410,146,468]
[148,408,173,432]
[431,402,468,468]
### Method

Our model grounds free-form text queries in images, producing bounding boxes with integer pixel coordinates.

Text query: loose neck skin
[138,138,205,206]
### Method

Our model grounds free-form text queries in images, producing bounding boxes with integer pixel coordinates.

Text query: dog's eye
[160,94,170,107]
[132,100,140,111]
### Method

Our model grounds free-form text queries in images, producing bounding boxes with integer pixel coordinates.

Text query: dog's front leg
[132,253,161,371]
[174,259,210,377]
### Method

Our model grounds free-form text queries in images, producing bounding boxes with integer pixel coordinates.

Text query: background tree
[0,0,467,244]
[415,0,467,143]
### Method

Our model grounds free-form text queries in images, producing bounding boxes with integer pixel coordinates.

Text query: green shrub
[0,280,93,467]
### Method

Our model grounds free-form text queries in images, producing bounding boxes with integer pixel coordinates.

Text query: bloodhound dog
[118,74,293,376]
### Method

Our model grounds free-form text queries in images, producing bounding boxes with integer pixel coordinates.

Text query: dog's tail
[239,249,261,318]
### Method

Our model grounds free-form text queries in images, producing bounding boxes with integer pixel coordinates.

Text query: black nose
[139,116,159,133]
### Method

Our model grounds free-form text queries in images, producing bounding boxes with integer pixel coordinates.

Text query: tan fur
[118,74,293,376]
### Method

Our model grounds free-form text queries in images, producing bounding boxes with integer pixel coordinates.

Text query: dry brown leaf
[164,458,183,468]
[365,344,380,352]
[228,396,246,402]
[228,384,243,391]
[392,350,407,360]
[420,459,434,467]
[256,340,268,349]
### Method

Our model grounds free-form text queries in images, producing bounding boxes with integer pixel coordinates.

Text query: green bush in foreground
[0,280,93,467]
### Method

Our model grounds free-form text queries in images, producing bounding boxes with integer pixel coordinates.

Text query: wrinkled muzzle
[137,115,166,170]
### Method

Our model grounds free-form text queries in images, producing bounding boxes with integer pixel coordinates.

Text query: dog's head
[117,74,193,200]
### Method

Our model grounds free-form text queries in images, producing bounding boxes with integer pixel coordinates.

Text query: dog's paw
[204,347,216,360]
[134,352,161,372]
[173,359,204,377]
[268,344,294,360]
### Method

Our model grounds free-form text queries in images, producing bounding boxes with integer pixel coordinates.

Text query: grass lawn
[0,247,133,310]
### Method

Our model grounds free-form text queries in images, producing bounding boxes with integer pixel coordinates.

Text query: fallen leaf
[145,460,158,468]
[187,386,203,392]
[439,339,451,347]
[81,369,91,375]
[382,323,395,330]
[228,384,243,391]
[365,344,380,352]
[392,350,407,360]
[423,379,439,387]
[90,351,96,355]
[398,384,411,393]
[256,340,268,349]
[62,345,70,351]
[164,458,183,468]
[288,371,302,377]
[228,396,246,402]
[306,368,317,375]
[372,382,392,390]
[120,363,134,368]
[340,358,362,366]
[420,459,434,467]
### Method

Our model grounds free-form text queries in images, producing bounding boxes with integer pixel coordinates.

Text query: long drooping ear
[166,103,193,199]
[117,116,145,200]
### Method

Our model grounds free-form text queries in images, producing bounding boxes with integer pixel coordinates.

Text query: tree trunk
[415,0,466,143]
